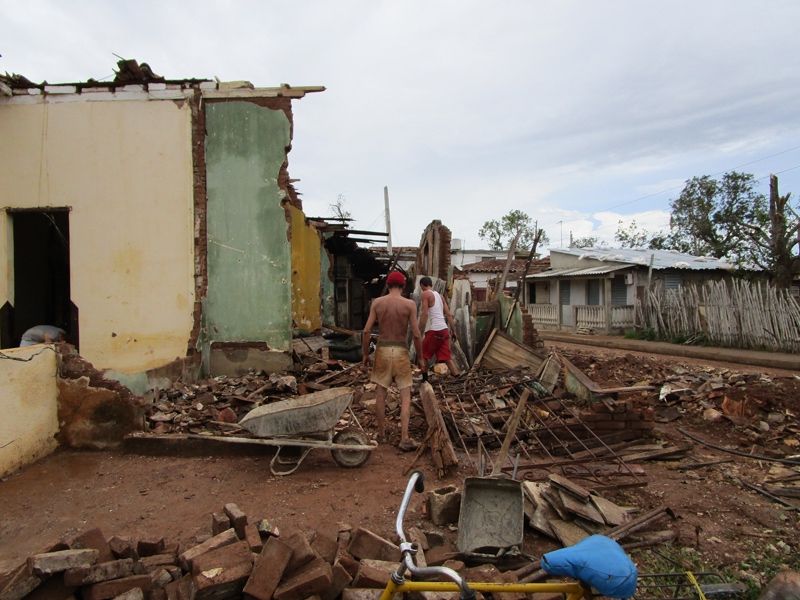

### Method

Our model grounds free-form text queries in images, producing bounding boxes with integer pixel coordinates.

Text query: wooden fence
[638,279,800,353]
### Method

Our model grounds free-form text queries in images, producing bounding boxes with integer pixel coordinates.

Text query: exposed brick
[310,529,337,564]
[273,557,333,600]
[114,588,145,600]
[64,558,135,586]
[179,528,239,572]
[0,562,42,600]
[335,550,360,579]
[108,537,139,561]
[191,541,252,576]
[423,545,457,567]
[81,574,152,600]
[242,536,292,600]
[70,529,114,564]
[347,528,400,562]
[193,560,252,600]
[351,559,400,588]
[284,532,316,574]
[223,504,248,539]
[151,568,173,589]
[164,574,194,600]
[319,561,353,600]
[243,524,262,554]
[211,513,231,537]
[140,554,178,571]
[28,549,99,576]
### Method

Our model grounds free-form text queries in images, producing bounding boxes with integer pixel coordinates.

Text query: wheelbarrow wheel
[331,429,371,468]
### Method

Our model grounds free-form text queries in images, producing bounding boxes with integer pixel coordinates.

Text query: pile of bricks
[0,502,469,600]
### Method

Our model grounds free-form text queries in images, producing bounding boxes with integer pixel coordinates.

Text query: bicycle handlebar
[394,471,476,599]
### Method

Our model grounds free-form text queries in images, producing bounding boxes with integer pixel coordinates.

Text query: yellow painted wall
[0,345,59,477]
[0,99,195,373]
[289,205,322,331]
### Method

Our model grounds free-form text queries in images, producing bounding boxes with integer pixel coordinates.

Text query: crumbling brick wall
[417,220,452,281]
[579,399,655,439]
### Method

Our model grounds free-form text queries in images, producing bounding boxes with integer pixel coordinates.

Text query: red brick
[223,503,248,539]
[243,524,262,554]
[164,575,194,600]
[140,553,178,570]
[320,561,353,600]
[28,549,99,576]
[64,558,135,586]
[190,541,252,576]
[0,562,42,600]
[311,529,338,564]
[193,560,252,600]
[81,574,152,600]
[335,550,360,579]
[71,529,114,564]
[284,532,316,574]
[274,557,333,600]
[212,513,231,537]
[347,528,400,562]
[179,528,239,572]
[108,537,139,561]
[423,545,457,567]
[351,559,400,588]
[242,537,292,600]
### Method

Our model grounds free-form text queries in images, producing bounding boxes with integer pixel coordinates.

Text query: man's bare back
[369,293,418,342]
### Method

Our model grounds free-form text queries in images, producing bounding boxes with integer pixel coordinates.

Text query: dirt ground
[1,340,799,590]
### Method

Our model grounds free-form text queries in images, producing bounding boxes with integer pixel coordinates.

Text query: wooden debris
[418,382,458,477]
[473,329,544,371]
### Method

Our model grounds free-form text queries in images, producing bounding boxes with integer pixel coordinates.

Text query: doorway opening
[1,208,76,349]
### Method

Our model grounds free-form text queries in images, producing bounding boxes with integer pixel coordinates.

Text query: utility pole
[384,186,392,253]
[558,221,563,247]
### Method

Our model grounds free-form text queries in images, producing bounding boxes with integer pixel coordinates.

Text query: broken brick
[223,504,248,539]
[284,531,316,574]
[20,573,76,600]
[193,559,252,600]
[243,524,263,554]
[311,529,338,564]
[109,537,139,561]
[178,528,238,572]
[140,554,178,570]
[81,574,152,600]
[347,528,401,562]
[273,557,333,600]
[211,512,231,537]
[243,536,292,600]
[164,575,193,600]
[137,538,167,558]
[320,561,353,600]
[190,541,253,576]
[63,558,135,586]
[28,549,99,576]
[351,559,400,588]
[150,568,173,590]
[71,528,115,564]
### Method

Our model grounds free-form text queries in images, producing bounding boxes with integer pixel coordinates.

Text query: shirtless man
[362,271,426,451]
[418,277,460,376]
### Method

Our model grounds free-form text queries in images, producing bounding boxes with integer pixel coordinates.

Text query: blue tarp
[541,535,638,598]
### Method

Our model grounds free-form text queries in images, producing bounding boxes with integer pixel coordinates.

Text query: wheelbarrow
[189,387,374,475]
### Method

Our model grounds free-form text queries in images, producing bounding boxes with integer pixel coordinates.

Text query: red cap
[386,271,406,286]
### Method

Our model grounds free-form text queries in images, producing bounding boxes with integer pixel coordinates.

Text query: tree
[739,174,800,288]
[329,193,351,220]
[614,220,667,249]
[571,235,601,248]
[479,209,549,251]
[664,171,768,262]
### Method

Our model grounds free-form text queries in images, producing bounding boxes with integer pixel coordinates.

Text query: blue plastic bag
[541,535,637,598]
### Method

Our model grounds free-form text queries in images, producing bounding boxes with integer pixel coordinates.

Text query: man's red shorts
[422,329,452,361]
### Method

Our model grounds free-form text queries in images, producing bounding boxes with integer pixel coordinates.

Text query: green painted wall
[205,102,292,350]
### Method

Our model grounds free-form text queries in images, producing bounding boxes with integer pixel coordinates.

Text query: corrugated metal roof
[548,246,750,271]
[529,264,631,279]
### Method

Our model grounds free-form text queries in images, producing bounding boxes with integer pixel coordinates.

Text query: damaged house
[0,62,333,472]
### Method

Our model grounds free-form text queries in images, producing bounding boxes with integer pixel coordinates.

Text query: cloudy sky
[3,1,799,250]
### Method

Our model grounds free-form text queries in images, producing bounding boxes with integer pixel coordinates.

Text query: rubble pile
[0,503,512,600]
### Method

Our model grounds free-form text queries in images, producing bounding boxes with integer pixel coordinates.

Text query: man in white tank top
[418,277,460,376]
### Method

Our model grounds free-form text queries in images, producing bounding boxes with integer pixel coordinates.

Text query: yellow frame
[380,579,585,599]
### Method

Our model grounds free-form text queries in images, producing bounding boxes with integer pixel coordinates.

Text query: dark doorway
[3,209,75,349]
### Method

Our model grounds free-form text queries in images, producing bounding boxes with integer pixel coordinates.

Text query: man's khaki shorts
[370,344,413,390]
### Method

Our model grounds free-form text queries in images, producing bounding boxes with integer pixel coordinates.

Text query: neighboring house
[460,257,550,302]
[450,240,520,270]
[526,246,754,334]
[0,61,326,386]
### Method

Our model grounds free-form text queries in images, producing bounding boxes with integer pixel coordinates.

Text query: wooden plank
[558,491,605,524]
[549,520,590,547]
[475,329,544,371]
[530,504,558,538]
[490,390,530,476]
[535,354,562,393]
[419,382,458,476]
[589,495,631,527]
[623,443,693,462]
[540,485,568,520]
[548,474,591,501]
